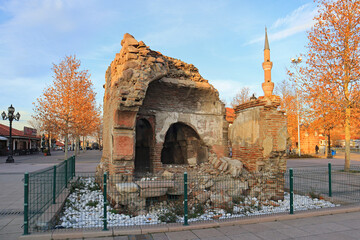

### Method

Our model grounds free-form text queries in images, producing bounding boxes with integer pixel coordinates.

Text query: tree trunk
[64,134,68,159]
[344,106,351,171]
[327,131,332,159]
[76,136,81,155]
[74,136,78,156]
[83,136,86,153]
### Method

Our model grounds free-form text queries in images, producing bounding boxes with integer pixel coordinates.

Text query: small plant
[172,202,184,216]
[223,203,234,214]
[69,179,86,193]
[309,191,322,199]
[86,200,99,207]
[109,209,119,214]
[88,182,101,191]
[158,211,177,223]
[232,196,245,205]
[188,203,205,218]
[308,187,322,199]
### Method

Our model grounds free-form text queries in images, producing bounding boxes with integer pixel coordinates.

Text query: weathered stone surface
[187,157,197,166]
[210,192,232,207]
[195,191,211,204]
[115,183,139,193]
[161,170,174,179]
[135,180,174,189]
[140,187,168,198]
[98,32,288,214]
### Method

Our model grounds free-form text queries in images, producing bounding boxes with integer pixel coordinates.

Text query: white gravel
[58,177,339,228]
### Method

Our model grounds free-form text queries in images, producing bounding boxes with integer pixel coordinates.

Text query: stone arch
[135,118,153,174]
[161,122,208,165]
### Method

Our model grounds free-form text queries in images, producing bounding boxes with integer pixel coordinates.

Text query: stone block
[135,180,174,189]
[116,182,139,193]
[187,157,197,166]
[118,192,139,205]
[140,187,168,198]
[195,191,211,203]
[210,192,232,207]
[161,170,174,179]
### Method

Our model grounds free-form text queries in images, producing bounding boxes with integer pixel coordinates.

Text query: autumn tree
[300,0,360,170]
[275,79,299,150]
[33,55,99,159]
[231,87,251,108]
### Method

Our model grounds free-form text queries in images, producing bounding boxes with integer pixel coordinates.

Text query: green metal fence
[25,162,360,234]
[23,156,75,235]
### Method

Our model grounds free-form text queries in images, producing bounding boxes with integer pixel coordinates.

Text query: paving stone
[113,236,129,240]
[340,219,360,229]
[192,228,224,238]
[151,232,169,240]
[166,230,199,240]
[229,232,262,240]
[253,230,290,240]
[217,225,248,236]
[341,229,360,239]
[308,232,357,240]
[258,221,292,229]
[241,223,271,233]
[277,227,311,238]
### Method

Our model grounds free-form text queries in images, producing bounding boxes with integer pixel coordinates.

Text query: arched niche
[161,122,208,165]
[135,118,153,174]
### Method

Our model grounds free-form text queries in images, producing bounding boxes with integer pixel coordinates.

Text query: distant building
[0,123,41,155]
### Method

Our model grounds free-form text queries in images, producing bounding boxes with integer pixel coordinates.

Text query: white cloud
[246,3,317,45]
[210,79,261,106]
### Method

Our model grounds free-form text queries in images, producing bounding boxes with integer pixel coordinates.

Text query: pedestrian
[315,145,319,154]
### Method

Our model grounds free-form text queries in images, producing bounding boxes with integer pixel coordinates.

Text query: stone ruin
[96,31,287,213]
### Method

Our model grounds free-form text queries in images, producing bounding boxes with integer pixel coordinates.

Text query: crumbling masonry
[97,30,287,211]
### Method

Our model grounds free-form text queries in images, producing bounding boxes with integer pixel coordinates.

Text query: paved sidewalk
[1,151,360,239]
[20,207,360,240]
[0,150,101,240]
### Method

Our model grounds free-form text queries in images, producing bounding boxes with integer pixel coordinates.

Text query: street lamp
[291,57,302,156]
[1,104,21,163]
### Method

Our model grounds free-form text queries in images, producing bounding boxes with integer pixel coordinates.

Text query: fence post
[72,156,76,178]
[103,172,108,231]
[328,162,332,197]
[290,168,294,214]
[183,172,188,226]
[23,172,29,235]
[53,166,56,204]
[65,159,68,188]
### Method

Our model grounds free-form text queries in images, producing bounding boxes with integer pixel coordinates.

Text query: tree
[275,79,298,150]
[231,87,251,108]
[33,55,99,159]
[301,0,360,170]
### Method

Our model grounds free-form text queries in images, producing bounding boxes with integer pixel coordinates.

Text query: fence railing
[25,162,360,234]
[23,156,75,235]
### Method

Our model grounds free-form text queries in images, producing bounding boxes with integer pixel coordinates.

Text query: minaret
[262,27,274,97]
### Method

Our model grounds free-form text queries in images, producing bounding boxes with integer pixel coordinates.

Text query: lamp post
[291,57,302,156]
[1,105,21,163]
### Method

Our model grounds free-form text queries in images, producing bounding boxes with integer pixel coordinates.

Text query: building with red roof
[0,123,41,155]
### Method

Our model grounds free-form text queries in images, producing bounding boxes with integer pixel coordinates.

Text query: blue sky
[0,0,317,130]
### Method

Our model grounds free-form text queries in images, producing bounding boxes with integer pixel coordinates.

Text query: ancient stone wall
[97,31,288,212]
[229,97,287,199]
[230,98,287,173]
[97,33,228,178]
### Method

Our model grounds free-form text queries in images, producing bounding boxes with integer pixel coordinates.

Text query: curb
[18,205,360,240]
